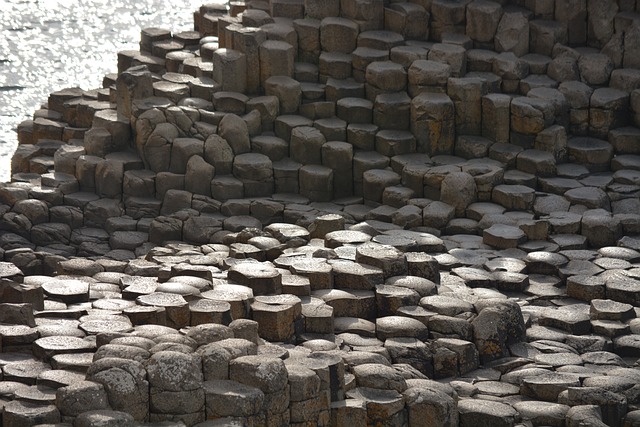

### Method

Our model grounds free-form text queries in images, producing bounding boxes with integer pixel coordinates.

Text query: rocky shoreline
[2,0,640,426]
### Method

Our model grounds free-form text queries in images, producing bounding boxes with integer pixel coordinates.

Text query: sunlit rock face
[0,0,202,182]
[2,0,640,426]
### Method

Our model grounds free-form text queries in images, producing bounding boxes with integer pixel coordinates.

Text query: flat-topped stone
[331,260,383,291]
[227,261,282,295]
[538,306,592,335]
[3,360,52,385]
[355,242,407,278]
[567,137,614,172]
[521,372,582,402]
[420,295,474,317]
[41,279,90,304]
[324,230,372,248]
[458,399,518,427]
[492,184,536,211]
[353,363,407,393]
[264,222,310,243]
[483,224,527,249]
[2,400,61,426]
[376,315,429,341]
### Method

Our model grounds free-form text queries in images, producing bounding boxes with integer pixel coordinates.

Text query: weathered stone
[472,299,526,363]
[353,363,407,392]
[117,65,154,121]
[403,384,458,427]
[428,43,466,78]
[331,398,367,427]
[265,76,302,114]
[483,224,527,249]
[2,400,61,426]
[136,292,190,328]
[355,242,406,279]
[411,93,455,155]
[299,164,334,202]
[492,184,536,210]
[408,59,451,96]
[494,9,530,57]
[56,380,109,417]
[259,40,295,86]
[567,275,606,302]
[84,361,147,419]
[218,113,251,155]
[466,0,503,43]
[346,386,405,426]
[229,355,288,393]
[203,379,264,418]
[440,172,477,217]
[458,399,518,427]
[538,305,591,335]
[251,295,302,342]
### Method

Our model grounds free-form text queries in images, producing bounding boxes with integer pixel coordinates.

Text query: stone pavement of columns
[1,0,640,426]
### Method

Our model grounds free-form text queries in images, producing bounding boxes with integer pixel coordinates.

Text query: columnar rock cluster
[2,0,640,426]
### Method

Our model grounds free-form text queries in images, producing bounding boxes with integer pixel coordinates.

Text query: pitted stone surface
[41,279,90,303]
[353,363,407,392]
[458,398,518,427]
[355,242,407,278]
[33,336,96,361]
[229,355,288,394]
[521,373,582,401]
[227,261,282,296]
[420,295,474,317]
[325,230,372,248]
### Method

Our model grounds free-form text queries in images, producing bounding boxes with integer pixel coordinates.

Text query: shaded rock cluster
[2,0,640,426]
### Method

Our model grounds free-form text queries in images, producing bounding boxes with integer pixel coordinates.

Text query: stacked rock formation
[2,0,640,425]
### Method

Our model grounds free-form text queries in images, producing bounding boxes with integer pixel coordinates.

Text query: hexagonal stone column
[411,92,455,155]
[233,153,274,198]
[3,401,61,426]
[567,137,614,172]
[362,169,401,203]
[386,3,429,40]
[87,357,150,421]
[251,294,302,343]
[227,261,282,296]
[458,399,519,427]
[265,75,302,114]
[290,126,325,165]
[346,387,406,426]
[212,48,247,93]
[483,224,527,249]
[299,165,334,202]
[448,77,487,136]
[492,184,536,210]
[33,336,96,362]
[137,292,190,329]
[229,355,290,424]
[356,242,407,278]
[145,350,205,424]
[203,379,264,419]
[259,40,295,84]
[320,17,359,53]
[374,92,411,130]
[322,141,354,198]
[365,61,407,98]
